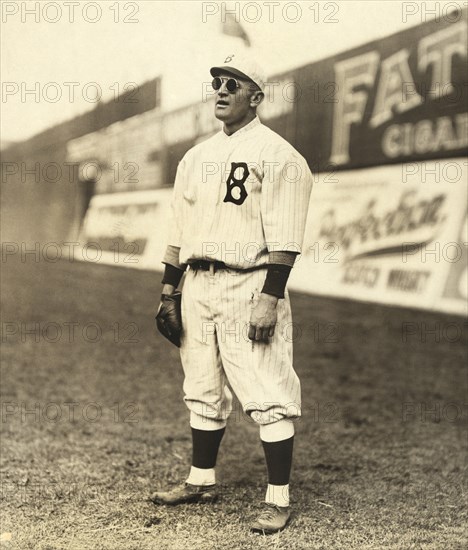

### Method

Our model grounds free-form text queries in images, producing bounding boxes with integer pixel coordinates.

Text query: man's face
[213,72,257,123]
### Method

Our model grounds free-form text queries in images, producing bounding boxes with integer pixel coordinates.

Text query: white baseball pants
[179,266,301,430]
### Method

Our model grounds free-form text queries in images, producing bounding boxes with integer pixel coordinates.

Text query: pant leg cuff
[190,411,227,431]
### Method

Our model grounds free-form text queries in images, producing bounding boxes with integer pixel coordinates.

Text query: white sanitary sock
[265,483,290,507]
[186,466,216,486]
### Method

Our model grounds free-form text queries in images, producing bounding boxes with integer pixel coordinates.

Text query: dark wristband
[161,263,185,288]
[261,264,292,299]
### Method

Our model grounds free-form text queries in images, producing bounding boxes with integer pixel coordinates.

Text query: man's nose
[217,83,229,96]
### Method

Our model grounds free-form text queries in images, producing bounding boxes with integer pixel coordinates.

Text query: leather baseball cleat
[150,482,218,505]
[250,503,291,534]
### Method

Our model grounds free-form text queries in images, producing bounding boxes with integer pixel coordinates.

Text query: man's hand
[248,293,279,342]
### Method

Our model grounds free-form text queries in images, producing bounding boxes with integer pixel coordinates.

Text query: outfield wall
[75,158,467,316]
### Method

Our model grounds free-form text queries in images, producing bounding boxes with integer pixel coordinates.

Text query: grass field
[1,256,467,549]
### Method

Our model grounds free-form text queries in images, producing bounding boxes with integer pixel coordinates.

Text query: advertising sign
[78,189,172,270]
[290,158,467,315]
[293,11,468,171]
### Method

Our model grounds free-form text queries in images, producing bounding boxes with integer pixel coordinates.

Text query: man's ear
[250,91,264,107]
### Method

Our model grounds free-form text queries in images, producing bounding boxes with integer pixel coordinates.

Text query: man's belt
[189,260,267,274]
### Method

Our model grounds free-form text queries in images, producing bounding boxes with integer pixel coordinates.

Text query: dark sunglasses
[211,76,240,93]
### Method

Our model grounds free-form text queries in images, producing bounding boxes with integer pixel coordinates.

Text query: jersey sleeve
[166,154,189,249]
[260,147,313,254]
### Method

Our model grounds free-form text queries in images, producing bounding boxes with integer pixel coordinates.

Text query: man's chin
[214,109,230,121]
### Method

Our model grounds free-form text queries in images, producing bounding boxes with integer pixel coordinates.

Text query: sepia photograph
[1,1,467,548]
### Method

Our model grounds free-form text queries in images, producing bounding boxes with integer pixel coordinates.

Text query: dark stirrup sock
[261,436,294,485]
[191,427,226,469]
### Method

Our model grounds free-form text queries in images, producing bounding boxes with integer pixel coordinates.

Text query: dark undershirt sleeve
[261,264,293,299]
[161,263,185,288]
[261,250,298,299]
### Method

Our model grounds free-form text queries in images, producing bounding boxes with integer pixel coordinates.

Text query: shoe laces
[258,503,282,521]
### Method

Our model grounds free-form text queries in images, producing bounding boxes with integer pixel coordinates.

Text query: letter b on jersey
[224,162,249,206]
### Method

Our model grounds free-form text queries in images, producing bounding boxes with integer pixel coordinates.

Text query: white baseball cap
[210,54,267,92]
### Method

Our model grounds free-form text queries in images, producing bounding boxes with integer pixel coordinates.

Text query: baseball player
[152,54,313,534]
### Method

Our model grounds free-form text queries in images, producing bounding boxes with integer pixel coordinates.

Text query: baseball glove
[155,291,183,347]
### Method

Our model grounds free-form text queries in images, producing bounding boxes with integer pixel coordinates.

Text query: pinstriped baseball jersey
[168,116,313,269]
